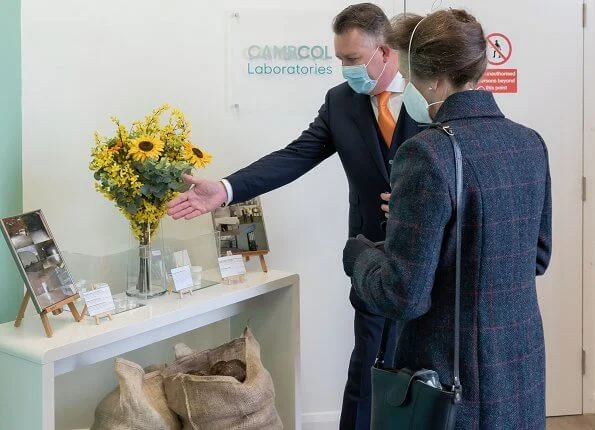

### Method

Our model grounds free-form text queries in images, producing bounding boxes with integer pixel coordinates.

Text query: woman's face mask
[401,18,444,124]
[402,81,443,124]
[342,47,388,94]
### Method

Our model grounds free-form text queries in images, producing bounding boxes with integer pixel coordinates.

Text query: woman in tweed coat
[343,9,552,429]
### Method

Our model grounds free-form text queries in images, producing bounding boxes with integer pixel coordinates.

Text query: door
[402,0,584,416]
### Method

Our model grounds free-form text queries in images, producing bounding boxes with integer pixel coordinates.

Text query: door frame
[583,0,595,414]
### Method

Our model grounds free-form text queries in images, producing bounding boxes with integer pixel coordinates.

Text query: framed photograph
[0,210,77,313]
[212,197,270,256]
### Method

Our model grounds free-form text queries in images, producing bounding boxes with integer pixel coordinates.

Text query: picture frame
[212,197,270,256]
[0,209,78,314]
[212,197,270,272]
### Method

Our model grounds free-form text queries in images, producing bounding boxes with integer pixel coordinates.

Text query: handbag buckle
[452,377,462,404]
[442,125,455,136]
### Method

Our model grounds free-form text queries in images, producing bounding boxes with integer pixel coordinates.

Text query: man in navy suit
[167,4,418,428]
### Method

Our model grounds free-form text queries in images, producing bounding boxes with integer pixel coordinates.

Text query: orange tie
[377,91,396,148]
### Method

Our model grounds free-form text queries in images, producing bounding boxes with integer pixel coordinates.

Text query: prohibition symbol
[487,33,512,66]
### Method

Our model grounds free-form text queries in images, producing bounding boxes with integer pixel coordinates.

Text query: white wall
[21,0,400,426]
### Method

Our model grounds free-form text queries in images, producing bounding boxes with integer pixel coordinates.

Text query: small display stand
[92,311,113,325]
[221,251,247,285]
[167,265,195,299]
[80,284,115,325]
[167,282,194,299]
[177,287,193,299]
[14,290,83,338]
[222,273,247,285]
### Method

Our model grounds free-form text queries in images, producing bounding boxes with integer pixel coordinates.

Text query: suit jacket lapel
[349,93,390,184]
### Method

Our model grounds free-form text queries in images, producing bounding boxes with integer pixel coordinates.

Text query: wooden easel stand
[168,281,194,299]
[222,274,247,285]
[178,287,193,299]
[93,311,113,325]
[14,290,83,338]
[242,250,269,273]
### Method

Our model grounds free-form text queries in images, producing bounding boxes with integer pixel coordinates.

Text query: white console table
[0,270,300,430]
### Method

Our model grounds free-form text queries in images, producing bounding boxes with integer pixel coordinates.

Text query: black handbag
[371,124,463,430]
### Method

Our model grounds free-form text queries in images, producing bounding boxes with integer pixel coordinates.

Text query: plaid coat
[352,90,552,429]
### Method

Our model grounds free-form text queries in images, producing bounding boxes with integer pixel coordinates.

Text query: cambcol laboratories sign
[246,44,334,75]
[227,10,342,113]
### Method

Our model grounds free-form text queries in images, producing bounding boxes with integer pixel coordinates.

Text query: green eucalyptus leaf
[154,187,166,198]
[140,184,151,196]
[126,203,138,215]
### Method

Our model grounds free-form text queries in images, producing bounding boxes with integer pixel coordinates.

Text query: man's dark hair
[332,3,390,42]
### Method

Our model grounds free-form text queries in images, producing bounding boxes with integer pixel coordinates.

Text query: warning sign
[480,32,517,93]
[477,69,517,93]
[487,33,512,66]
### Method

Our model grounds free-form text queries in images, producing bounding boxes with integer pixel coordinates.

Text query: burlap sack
[163,327,282,430]
[92,358,182,430]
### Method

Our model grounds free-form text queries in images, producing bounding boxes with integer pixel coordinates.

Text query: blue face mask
[342,47,387,94]
[402,82,441,124]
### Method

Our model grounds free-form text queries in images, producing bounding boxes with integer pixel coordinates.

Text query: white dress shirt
[370,71,406,121]
[220,72,407,206]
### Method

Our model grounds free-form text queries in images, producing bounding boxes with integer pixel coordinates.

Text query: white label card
[82,283,115,317]
[171,265,194,292]
[218,255,247,279]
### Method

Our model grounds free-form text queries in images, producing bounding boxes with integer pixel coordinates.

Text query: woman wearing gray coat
[343,9,552,429]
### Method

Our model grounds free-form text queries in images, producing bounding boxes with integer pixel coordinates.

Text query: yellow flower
[183,142,212,168]
[89,143,113,171]
[91,105,212,241]
[129,136,164,162]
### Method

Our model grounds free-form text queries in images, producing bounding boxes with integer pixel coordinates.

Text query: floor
[547,415,595,429]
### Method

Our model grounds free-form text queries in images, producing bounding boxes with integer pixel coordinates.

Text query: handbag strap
[375,318,403,368]
[374,123,462,404]
[442,125,463,403]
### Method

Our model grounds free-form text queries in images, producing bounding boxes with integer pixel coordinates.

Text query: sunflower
[183,142,212,168]
[129,136,164,162]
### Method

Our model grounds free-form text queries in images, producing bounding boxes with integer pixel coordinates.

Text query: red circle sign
[487,33,512,66]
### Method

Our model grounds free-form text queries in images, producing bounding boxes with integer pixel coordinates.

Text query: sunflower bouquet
[90,104,211,245]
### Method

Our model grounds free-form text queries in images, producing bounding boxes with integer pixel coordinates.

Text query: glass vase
[126,224,167,299]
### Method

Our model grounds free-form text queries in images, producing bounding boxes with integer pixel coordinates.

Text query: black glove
[343,235,382,277]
